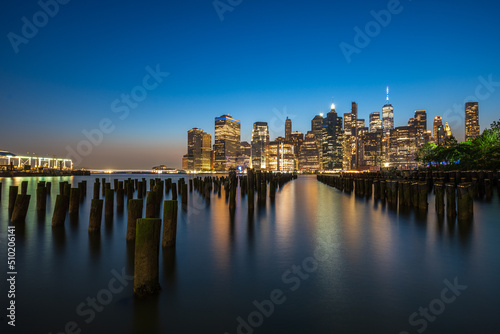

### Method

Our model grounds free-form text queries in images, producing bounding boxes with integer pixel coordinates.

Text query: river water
[1,175,499,334]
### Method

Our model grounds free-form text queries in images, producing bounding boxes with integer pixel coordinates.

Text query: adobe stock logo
[7,0,72,54]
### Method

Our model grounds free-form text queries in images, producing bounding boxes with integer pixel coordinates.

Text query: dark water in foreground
[1,175,500,334]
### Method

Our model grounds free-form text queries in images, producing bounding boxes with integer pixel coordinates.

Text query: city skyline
[182,99,484,172]
[1,0,499,169]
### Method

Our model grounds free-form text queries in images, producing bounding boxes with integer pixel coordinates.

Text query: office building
[251,122,269,170]
[214,115,241,171]
[465,102,479,141]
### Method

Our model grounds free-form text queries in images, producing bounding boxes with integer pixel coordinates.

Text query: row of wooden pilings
[188,170,297,213]
[317,170,500,221]
[2,177,180,297]
[2,172,298,296]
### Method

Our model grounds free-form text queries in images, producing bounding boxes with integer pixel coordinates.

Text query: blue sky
[1,0,499,169]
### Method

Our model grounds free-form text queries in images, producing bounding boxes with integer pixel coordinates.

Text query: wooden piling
[134,218,161,297]
[52,195,66,227]
[171,183,177,201]
[36,186,47,212]
[116,188,124,212]
[11,195,31,224]
[93,182,100,199]
[457,184,473,221]
[69,188,80,217]
[435,183,445,216]
[105,189,114,220]
[162,200,178,247]
[88,199,103,233]
[146,191,157,218]
[21,181,28,195]
[126,199,143,241]
[9,186,19,215]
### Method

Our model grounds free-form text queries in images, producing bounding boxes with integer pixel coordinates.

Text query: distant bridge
[0,150,72,170]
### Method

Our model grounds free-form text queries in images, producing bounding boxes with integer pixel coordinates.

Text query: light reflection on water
[0,174,500,333]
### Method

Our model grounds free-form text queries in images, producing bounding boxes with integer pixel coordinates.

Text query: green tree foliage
[417,119,500,170]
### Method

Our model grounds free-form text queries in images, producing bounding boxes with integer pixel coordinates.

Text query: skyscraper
[382,87,394,135]
[285,117,292,142]
[268,137,295,172]
[322,103,343,170]
[414,110,427,134]
[433,116,443,143]
[311,114,324,169]
[214,114,241,171]
[187,128,212,171]
[369,112,383,133]
[251,122,269,170]
[465,102,479,141]
[298,131,320,171]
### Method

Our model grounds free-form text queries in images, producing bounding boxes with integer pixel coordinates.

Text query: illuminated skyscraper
[285,117,292,142]
[214,115,241,171]
[311,114,324,169]
[433,116,443,143]
[382,87,394,135]
[389,126,418,169]
[322,103,343,170]
[369,112,382,133]
[290,131,304,169]
[414,110,427,134]
[298,131,320,171]
[465,102,479,141]
[251,122,269,170]
[187,128,212,171]
[268,137,295,172]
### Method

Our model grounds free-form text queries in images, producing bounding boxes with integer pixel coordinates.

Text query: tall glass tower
[214,115,241,171]
[382,86,394,135]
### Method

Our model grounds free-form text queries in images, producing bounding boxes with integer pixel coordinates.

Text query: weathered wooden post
[36,185,47,212]
[105,189,114,220]
[435,183,445,216]
[93,182,100,199]
[418,182,428,210]
[445,183,456,218]
[126,199,143,241]
[162,200,178,247]
[134,218,161,297]
[46,181,51,195]
[171,183,177,201]
[181,183,188,207]
[380,180,386,201]
[146,191,157,218]
[11,195,31,224]
[127,181,133,200]
[21,181,28,195]
[9,186,19,215]
[88,199,103,233]
[69,188,80,217]
[116,187,124,212]
[52,195,66,227]
[137,181,144,199]
[373,179,380,200]
[457,184,473,221]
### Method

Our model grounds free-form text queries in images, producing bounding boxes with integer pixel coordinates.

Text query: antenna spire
[386,86,389,102]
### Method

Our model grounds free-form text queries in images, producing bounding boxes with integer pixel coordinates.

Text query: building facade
[214,115,241,171]
[465,102,479,141]
[251,122,270,171]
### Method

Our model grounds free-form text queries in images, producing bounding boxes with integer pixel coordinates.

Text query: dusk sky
[1,0,499,169]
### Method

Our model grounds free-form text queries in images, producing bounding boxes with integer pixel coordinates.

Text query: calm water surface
[1,175,499,334]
